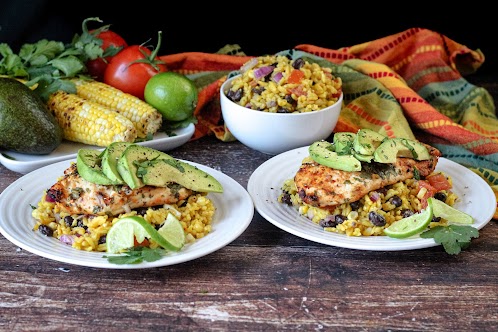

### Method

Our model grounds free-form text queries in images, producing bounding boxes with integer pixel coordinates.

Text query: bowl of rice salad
[220,54,343,155]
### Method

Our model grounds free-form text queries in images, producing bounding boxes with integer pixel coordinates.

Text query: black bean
[135,207,148,216]
[98,235,106,244]
[280,192,293,206]
[335,214,347,224]
[432,216,442,223]
[38,225,53,237]
[401,209,414,218]
[292,58,305,69]
[277,107,291,113]
[251,86,265,95]
[376,187,388,195]
[227,88,243,102]
[434,192,447,202]
[64,216,73,227]
[389,195,402,207]
[350,201,362,211]
[368,211,386,226]
[284,94,296,106]
[77,219,88,230]
[319,216,336,228]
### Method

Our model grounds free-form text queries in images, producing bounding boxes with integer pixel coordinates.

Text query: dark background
[1,1,496,76]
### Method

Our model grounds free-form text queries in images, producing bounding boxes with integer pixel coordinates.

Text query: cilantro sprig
[0,17,116,101]
[420,225,479,255]
[103,247,165,264]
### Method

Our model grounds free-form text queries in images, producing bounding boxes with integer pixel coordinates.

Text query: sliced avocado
[138,159,223,193]
[309,140,361,172]
[373,138,431,164]
[333,132,355,155]
[101,142,134,184]
[77,149,119,185]
[353,128,387,156]
[117,144,174,189]
[353,151,374,163]
[0,77,62,154]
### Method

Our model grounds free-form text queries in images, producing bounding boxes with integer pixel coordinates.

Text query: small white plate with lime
[0,158,254,269]
[248,146,496,251]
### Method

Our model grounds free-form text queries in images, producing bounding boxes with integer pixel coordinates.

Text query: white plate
[0,158,254,269]
[247,146,495,251]
[0,124,195,174]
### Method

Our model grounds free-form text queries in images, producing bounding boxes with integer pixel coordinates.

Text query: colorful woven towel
[159,27,498,219]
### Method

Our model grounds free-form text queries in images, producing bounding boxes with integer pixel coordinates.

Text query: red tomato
[86,30,128,82]
[103,31,168,100]
[418,180,437,208]
[134,237,150,247]
[426,173,452,191]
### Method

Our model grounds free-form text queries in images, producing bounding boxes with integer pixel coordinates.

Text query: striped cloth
[159,27,498,219]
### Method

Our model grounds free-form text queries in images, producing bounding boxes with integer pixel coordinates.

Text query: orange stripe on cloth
[159,52,253,73]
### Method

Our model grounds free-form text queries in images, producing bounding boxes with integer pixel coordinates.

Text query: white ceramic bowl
[220,75,343,155]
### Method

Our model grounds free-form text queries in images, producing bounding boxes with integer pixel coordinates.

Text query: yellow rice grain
[227,55,342,113]
[32,192,216,252]
[278,172,458,237]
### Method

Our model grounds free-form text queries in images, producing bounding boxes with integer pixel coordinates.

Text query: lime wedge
[430,197,474,225]
[156,213,186,251]
[384,199,433,238]
[106,215,185,254]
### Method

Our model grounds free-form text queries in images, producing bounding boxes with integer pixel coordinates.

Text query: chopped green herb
[0,17,112,101]
[420,225,479,255]
[413,167,420,180]
[103,246,165,264]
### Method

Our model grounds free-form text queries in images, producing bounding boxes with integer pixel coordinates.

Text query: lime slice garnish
[384,199,434,238]
[106,215,185,254]
[156,213,186,251]
[430,197,474,225]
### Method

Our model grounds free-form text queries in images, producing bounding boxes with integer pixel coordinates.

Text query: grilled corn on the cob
[47,91,137,147]
[72,79,162,138]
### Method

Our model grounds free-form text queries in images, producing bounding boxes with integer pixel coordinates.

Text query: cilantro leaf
[0,17,112,102]
[420,225,479,255]
[103,247,165,264]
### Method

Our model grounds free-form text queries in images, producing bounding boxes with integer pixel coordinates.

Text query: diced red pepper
[288,85,306,97]
[287,69,304,84]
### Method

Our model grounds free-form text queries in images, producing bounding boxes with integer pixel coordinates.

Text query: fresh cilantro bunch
[0,17,118,101]
[103,247,165,264]
[420,225,479,255]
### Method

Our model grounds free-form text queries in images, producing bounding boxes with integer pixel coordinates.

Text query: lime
[430,197,474,225]
[106,215,185,254]
[144,72,198,122]
[384,199,434,238]
[156,213,186,251]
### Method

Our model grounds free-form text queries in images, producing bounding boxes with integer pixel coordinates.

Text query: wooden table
[1,75,497,332]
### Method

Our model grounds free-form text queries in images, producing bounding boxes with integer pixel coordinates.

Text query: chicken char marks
[46,163,193,216]
[294,144,441,209]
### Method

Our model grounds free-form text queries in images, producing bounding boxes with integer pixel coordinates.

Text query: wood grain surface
[0,76,497,332]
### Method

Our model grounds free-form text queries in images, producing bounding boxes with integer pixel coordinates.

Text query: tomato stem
[150,31,162,62]
[127,31,166,71]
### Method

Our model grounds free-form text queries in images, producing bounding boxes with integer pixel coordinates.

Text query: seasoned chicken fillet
[294,144,441,208]
[46,163,193,216]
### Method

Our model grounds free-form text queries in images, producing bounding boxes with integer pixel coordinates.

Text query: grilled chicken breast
[295,144,441,208]
[46,163,193,216]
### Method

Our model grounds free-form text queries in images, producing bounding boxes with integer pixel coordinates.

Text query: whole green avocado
[0,78,63,154]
